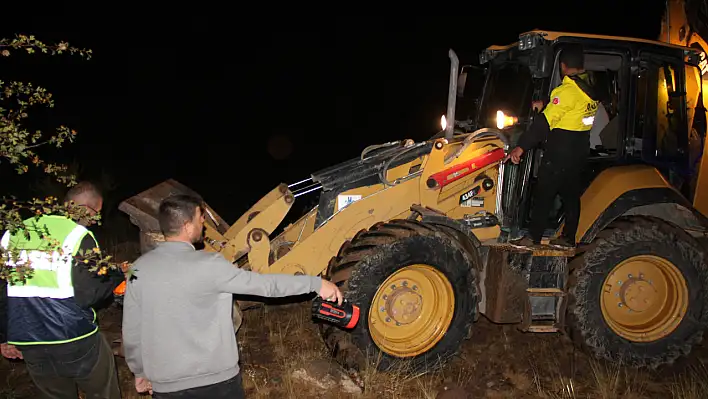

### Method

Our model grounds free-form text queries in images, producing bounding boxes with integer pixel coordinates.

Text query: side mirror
[457,65,485,99]
[457,70,468,97]
[529,44,553,79]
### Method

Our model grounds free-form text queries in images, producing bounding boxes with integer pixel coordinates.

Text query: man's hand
[319,279,343,305]
[135,377,153,395]
[503,147,525,164]
[120,262,130,273]
[1,343,22,360]
[532,100,544,112]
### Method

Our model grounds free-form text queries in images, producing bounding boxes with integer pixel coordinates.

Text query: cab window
[478,61,534,128]
[549,47,624,158]
[630,53,689,182]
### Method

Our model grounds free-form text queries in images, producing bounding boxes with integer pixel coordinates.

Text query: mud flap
[118,179,230,254]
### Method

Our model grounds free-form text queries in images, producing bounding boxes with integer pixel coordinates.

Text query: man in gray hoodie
[122,194,343,398]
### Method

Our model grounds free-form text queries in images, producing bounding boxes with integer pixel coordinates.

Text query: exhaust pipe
[445,49,459,140]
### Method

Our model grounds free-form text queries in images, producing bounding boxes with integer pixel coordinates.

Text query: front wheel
[568,215,708,368]
[321,220,479,374]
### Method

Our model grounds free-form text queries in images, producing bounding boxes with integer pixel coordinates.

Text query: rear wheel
[568,215,708,368]
[321,219,478,374]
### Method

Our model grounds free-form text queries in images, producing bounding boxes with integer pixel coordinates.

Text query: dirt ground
[1,301,708,399]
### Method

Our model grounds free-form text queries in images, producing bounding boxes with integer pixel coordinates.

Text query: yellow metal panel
[225,184,292,240]
[419,139,448,208]
[316,156,425,220]
[576,165,674,242]
[247,230,273,274]
[693,144,708,217]
[220,189,294,263]
[424,138,504,241]
[264,179,419,276]
[330,184,387,218]
[271,207,318,249]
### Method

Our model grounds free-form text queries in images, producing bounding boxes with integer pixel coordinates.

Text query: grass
[2,300,708,398]
[0,362,37,399]
[232,302,708,399]
[669,360,708,399]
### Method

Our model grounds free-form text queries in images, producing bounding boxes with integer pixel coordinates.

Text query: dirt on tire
[320,219,479,375]
[567,214,708,369]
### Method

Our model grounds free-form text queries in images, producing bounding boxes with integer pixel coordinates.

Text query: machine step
[516,287,568,333]
[481,239,576,257]
[481,238,572,333]
[525,322,560,333]
[526,287,565,297]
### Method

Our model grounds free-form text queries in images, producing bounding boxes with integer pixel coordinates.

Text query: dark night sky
[2,5,668,226]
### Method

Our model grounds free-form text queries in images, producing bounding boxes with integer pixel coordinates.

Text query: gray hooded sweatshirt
[122,241,322,393]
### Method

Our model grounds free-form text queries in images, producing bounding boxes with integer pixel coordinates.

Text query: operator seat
[589,104,609,149]
[599,115,621,151]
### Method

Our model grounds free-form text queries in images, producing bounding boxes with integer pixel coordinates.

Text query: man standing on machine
[504,43,600,248]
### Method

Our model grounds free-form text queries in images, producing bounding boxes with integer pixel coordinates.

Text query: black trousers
[153,373,245,399]
[528,155,585,243]
[19,332,121,399]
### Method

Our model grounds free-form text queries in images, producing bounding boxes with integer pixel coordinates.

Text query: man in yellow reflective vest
[504,43,600,248]
[0,182,124,398]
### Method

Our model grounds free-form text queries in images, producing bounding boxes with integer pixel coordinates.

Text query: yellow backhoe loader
[119,0,708,374]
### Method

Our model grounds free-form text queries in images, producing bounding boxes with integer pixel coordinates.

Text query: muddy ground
[1,301,708,399]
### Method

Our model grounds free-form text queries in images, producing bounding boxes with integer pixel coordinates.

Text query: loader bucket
[118,179,230,254]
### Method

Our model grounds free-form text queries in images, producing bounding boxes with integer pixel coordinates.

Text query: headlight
[496,110,518,130]
[440,115,447,131]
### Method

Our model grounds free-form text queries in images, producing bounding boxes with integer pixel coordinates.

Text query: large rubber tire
[320,219,479,374]
[567,215,708,369]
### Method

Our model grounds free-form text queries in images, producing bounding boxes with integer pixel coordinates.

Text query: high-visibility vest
[542,73,600,132]
[1,215,99,345]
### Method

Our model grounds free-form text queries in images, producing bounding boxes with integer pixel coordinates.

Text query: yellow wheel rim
[368,264,455,357]
[600,255,689,342]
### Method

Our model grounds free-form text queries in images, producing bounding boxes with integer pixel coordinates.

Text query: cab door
[625,50,690,193]
[516,42,630,239]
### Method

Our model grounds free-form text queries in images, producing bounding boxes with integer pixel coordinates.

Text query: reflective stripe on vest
[1,217,91,299]
[1,216,100,345]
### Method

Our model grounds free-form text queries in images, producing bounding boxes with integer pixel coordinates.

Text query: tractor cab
[453,30,705,243]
